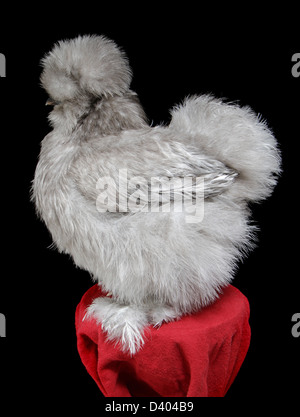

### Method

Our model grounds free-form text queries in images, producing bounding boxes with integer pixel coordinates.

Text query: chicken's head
[40,35,132,105]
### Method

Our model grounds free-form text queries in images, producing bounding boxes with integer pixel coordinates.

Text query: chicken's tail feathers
[169,95,281,203]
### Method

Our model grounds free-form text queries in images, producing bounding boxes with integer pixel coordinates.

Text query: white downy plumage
[32,35,281,355]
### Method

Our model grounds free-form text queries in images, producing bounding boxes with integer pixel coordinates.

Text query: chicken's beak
[46,98,60,106]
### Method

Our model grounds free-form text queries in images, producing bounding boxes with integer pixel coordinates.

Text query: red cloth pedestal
[75,284,250,397]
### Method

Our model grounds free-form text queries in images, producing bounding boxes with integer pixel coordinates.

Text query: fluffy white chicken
[32,35,281,355]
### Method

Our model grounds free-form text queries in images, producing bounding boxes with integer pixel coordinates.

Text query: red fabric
[75,284,250,397]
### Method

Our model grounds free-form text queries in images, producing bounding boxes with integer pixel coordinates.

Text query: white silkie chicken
[32,35,281,355]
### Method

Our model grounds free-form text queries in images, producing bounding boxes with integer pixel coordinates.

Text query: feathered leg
[149,305,182,328]
[85,297,149,355]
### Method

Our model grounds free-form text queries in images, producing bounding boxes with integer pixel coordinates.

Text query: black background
[0,5,299,412]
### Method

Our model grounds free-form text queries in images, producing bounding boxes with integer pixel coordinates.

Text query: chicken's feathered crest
[40,35,132,102]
